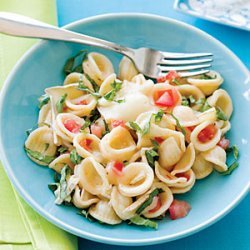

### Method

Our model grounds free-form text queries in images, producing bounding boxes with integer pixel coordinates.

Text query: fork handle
[0,12,134,58]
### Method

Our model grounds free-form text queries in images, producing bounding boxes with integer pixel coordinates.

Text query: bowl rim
[0,13,249,246]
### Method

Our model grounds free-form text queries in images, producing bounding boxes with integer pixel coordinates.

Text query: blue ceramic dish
[174,0,250,31]
[0,14,249,246]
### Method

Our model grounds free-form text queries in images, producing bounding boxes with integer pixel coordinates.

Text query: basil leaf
[78,82,100,98]
[154,109,164,122]
[136,188,163,214]
[103,81,122,102]
[127,121,142,133]
[114,99,125,103]
[216,107,227,121]
[226,145,239,160]
[151,139,159,151]
[104,89,116,101]
[172,78,181,85]
[199,100,212,112]
[85,74,100,92]
[189,95,196,104]
[129,215,158,229]
[145,149,159,168]
[80,118,91,131]
[103,119,110,135]
[58,146,68,154]
[55,165,73,203]
[199,74,215,80]
[220,161,239,175]
[24,146,55,164]
[70,149,82,164]
[142,119,151,136]
[89,109,101,123]
[38,94,50,109]
[48,183,59,192]
[63,50,87,75]
[171,114,186,136]
[56,93,67,113]
[181,96,189,106]
[72,64,83,74]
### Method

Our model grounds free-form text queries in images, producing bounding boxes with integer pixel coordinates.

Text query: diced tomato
[112,161,124,176]
[156,71,179,83]
[79,138,92,151]
[154,88,180,108]
[156,76,167,83]
[111,119,126,129]
[169,199,191,220]
[148,196,162,213]
[91,124,103,138]
[175,172,190,181]
[63,119,81,133]
[217,137,230,150]
[186,126,196,132]
[77,100,88,105]
[154,137,164,144]
[165,70,179,81]
[155,91,174,107]
[197,124,217,143]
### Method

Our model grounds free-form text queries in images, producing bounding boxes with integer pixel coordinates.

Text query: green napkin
[0,1,77,249]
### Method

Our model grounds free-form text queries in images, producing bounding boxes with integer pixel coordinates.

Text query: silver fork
[0,12,212,79]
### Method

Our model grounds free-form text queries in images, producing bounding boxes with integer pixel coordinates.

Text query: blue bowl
[0,14,249,246]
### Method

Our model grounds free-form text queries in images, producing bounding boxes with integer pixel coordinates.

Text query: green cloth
[0,1,77,249]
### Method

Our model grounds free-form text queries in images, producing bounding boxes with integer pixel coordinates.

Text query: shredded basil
[48,183,59,192]
[85,74,100,92]
[172,78,181,85]
[114,99,125,103]
[226,145,239,160]
[56,93,67,113]
[127,121,142,133]
[136,188,163,214]
[145,149,159,168]
[70,149,82,164]
[171,113,186,136]
[181,95,196,106]
[58,146,68,154]
[24,146,55,164]
[89,109,101,123]
[80,118,91,131]
[216,107,227,121]
[221,161,239,175]
[38,94,50,109]
[129,215,158,229]
[63,50,87,75]
[103,81,122,102]
[154,110,164,123]
[199,74,216,80]
[196,98,212,112]
[103,119,110,136]
[181,96,189,106]
[151,139,160,151]
[78,81,100,98]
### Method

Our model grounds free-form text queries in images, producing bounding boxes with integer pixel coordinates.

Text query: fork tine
[179,70,210,77]
[161,51,213,59]
[157,69,210,78]
[159,64,211,72]
[158,58,213,65]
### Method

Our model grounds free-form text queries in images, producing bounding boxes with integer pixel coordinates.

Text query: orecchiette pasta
[25,51,236,228]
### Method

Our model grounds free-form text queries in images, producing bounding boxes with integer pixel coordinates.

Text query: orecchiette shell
[64,72,83,85]
[192,153,213,179]
[73,133,104,163]
[158,137,183,171]
[25,126,57,166]
[171,143,195,175]
[38,103,52,126]
[49,153,74,173]
[72,186,99,209]
[197,107,217,124]
[88,200,122,225]
[207,89,233,119]
[118,56,139,81]
[98,73,117,96]
[75,157,111,196]
[173,106,200,127]
[100,126,136,161]
[111,187,133,220]
[201,146,228,172]
[82,52,114,85]
[118,162,154,197]
[187,71,223,96]
[54,113,86,143]
[190,121,221,151]
[142,182,173,219]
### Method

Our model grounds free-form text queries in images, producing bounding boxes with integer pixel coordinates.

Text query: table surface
[56,1,250,249]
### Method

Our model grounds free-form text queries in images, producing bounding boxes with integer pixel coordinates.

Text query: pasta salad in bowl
[0,14,249,245]
[24,51,238,229]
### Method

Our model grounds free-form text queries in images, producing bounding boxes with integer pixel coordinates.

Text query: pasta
[24,50,238,229]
